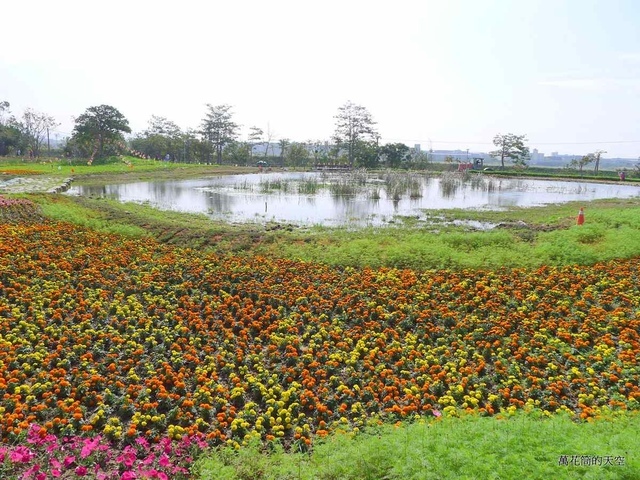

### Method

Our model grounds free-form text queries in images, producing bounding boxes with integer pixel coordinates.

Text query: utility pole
[47,127,50,157]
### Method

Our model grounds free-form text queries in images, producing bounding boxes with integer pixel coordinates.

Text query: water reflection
[66,173,640,227]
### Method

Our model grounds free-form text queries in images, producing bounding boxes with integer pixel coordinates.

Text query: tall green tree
[72,105,131,161]
[333,101,378,167]
[285,142,310,167]
[130,115,183,161]
[490,133,530,168]
[201,104,239,164]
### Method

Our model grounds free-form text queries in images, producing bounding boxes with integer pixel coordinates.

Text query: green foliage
[381,143,411,168]
[491,133,530,169]
[269,201,640,270]
[71,105,131,160]
[27,185,640,272]
[354,140,380,168]
[224,141,252,165]
[568,154,595,173]
[0,123,21,156]
[201,104,239,164]
[195,411,640,479]
[285,142,310,167]
[38,197,148,237]
[0,101,21,156]
[128,115,202,162]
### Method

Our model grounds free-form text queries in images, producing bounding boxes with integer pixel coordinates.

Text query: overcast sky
[2,0,640,158]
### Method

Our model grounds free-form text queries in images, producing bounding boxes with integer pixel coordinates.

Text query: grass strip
[195,411,639,480]
[26,194,640,270]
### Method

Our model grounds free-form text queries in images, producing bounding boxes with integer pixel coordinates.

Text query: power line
[531,140,640,145]
[382,137,640,146]
[44,126,640,151]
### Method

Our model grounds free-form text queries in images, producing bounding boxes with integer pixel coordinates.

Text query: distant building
[530,148,544,163]
[428,149,491,163]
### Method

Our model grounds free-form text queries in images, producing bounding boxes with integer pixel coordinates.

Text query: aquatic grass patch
[232,178,254,191]
[259,177,291,193]
[382,171,425,200]
[439,172,462,198]
[297,177,322,195]
[369,187,382,200]
[328,178,359,196]
[341,168,369,186]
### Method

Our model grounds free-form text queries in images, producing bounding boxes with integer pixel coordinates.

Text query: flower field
[0,170,42,176]
[1,217,639,475]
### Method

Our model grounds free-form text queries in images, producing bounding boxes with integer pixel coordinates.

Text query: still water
[66,172,640,227]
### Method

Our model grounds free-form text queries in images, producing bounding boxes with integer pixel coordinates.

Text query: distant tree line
[0,101,59,157]
[1,99,437,168]
[7,98,626,174]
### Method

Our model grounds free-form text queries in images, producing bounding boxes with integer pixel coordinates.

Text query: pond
[65,171,640,227]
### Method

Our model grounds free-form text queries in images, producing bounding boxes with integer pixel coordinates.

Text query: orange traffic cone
[577,207,585,225]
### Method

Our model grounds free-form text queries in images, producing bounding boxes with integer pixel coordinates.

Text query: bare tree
[20,108,59,156]
[263,123,276,158]
[592,150,606,175]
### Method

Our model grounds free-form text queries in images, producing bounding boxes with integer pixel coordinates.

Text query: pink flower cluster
[0,195,40,223]
[0,195,35,208]
[0,424,208,479]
